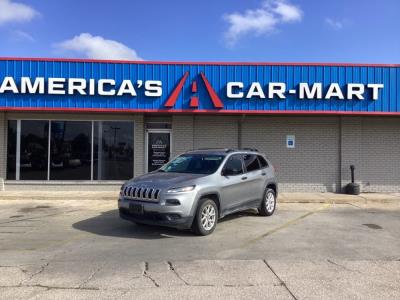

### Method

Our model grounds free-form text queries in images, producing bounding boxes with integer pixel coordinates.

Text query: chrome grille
[131,187,136,198]
[148,188,153,199]
[123,185,161,202]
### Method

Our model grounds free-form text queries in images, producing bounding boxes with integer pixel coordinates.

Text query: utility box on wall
[286,135,295,149]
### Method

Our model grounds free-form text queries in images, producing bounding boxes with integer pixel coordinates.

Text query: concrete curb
[279,192,400,205]
[0,191,119,201]
[0,191,399,204]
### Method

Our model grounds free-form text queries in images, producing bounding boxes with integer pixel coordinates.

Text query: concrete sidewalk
[0,190,399,205]
[1,259,399,299]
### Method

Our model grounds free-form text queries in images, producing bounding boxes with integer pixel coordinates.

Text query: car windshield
[160,154,225,174]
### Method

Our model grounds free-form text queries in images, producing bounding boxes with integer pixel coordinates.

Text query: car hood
[126,172,207,189]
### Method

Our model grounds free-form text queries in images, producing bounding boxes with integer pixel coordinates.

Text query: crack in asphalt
[326,259,361,273]
[142,262,160,288]
[167,261,189,286]
[0,262,51,287]
[78,265,103,289]
[20,261,50,286]
[263,260,298,300]
[19,284,99,291]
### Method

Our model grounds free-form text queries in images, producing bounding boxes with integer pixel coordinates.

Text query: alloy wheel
[201,204,216,231]
[265,191,275,213]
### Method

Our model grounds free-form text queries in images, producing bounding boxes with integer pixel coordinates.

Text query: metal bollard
[350,165,355,183]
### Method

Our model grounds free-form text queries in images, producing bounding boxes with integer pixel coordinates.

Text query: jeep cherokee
[118,148,277,235]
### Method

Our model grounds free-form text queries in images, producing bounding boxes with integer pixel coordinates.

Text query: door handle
[241,176,247,180]
[261,172,266,176]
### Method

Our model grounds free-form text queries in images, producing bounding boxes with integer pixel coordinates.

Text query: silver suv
[118,149,277,235]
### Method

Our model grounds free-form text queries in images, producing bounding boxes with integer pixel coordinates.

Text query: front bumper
[119,207,194,229]
[118,195,196,229]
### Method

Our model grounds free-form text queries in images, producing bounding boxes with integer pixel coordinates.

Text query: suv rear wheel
[192,199,218,236]
[259,188,276,216]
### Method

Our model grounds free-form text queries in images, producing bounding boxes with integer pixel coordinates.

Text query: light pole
[110,126,121,146]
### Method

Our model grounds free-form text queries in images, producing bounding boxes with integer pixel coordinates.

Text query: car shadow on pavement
[72,209,262,239]
[72,209,194,239]
[218,209,261,223]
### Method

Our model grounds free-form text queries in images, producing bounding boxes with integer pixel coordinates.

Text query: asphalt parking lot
[0,198,399,299]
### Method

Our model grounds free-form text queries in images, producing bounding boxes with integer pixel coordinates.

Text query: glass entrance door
[146,130,171,172]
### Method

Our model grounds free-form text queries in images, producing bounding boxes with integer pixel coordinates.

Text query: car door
[257,155,272,183]
[240,154,264,205]
[219,154,248,212]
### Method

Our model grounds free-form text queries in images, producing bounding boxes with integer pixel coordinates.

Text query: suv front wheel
[192,199,218,236]
[259,188,276,216]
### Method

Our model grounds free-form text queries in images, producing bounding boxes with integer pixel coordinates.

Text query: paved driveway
[0,199,399,299]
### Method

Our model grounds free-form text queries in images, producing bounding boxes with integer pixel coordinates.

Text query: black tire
[258,188,276,216]
[133,221,147,226]
[192,198,218,236]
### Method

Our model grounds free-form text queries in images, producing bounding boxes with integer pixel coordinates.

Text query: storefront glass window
[6,120,17,180]
[49,121,92,180]
[6,119,134,181]
[19,120,49,180]
[94,121,134,180]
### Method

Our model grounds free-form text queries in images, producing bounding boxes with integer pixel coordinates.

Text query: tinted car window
[161,154,225,174]
[244,154,260,172]
[257,155,269,168]
[222,155,243,175]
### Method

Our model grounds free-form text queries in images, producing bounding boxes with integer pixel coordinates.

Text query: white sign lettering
[0,77,163,98]
[0,76,385,101]
[226,81,384,100]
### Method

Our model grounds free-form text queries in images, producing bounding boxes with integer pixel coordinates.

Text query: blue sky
[0,0,399,63]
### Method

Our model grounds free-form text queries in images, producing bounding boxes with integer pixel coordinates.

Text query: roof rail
[187,148,235,153]
[240,148,259,152]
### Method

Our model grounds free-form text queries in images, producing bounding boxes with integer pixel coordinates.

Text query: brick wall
[241,116,341,192]
[193,116,239,149]
[339,116,400,192]
[2,112,400,193]
[359,117,400,192]
[172,115,194,157]
[340,117,362,191]
[133,115,145,177]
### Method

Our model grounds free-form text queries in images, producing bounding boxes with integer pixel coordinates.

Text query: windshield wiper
[157,169,165,172]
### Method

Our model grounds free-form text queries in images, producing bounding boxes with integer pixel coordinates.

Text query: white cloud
[271,0,302,22]
[223,0,303,46]
[325,18,344,30]
[0,0,38,25]
[56,33,142,61]
[12,29,34,42]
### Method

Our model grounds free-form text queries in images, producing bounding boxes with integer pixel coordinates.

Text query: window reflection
[94,121,134,180]
[6,119,134,181]
[50,121,92,180]
[20,120,49,180]
[6,120,17,180]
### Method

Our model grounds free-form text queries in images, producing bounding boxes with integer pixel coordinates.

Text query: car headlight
[167,185,196,193]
